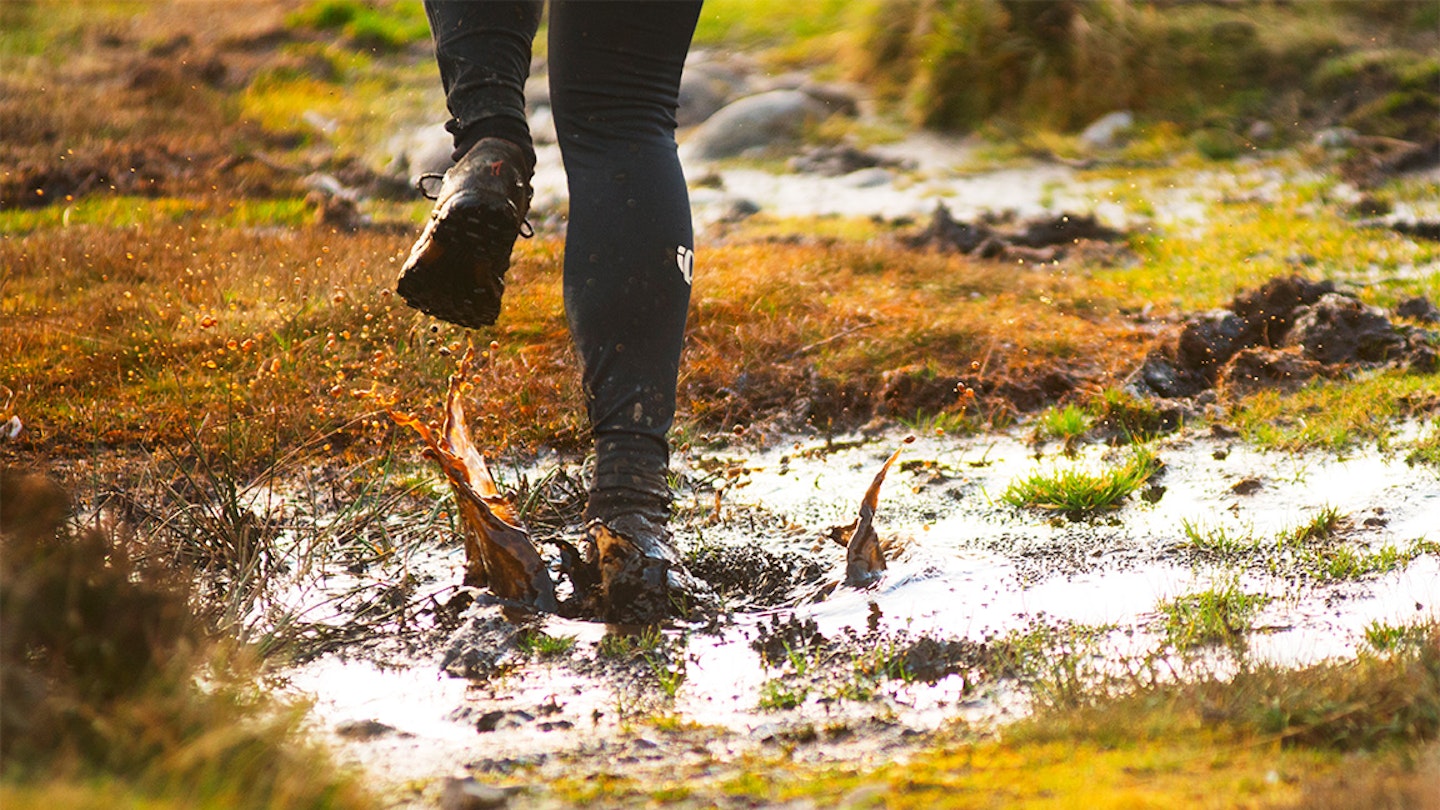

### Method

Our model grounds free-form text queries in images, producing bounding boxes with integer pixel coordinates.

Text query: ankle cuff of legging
[588,432,670,519]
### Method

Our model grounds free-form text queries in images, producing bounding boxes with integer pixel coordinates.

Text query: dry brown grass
[2,216,1149,470]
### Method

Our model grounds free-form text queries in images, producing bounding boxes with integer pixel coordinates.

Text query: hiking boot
[589,513,716,624]
[397,138,534,328]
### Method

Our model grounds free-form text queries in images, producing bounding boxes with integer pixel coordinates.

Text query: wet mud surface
[283,423,1439,804]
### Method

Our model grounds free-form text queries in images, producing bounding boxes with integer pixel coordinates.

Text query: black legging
[424,1,702,517]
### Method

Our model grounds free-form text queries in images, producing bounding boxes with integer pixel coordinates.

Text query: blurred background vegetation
[276,0,1439,139]
[845,0,1437,137]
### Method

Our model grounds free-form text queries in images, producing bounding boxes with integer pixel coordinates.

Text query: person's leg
[548,0,706,619]
[424,0,541,165]
[398,1,542,328]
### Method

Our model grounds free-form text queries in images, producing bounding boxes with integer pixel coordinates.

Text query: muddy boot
[589,513,717,624]
[397,138,534,328]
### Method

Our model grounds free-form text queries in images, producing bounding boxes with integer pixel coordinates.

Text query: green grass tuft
[1158,579,1270,652]
[1003,446,1161,516]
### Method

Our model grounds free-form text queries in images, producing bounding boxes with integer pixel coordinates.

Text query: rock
[719,197,761,223]
[334,719,407,740]
[796,80,862,118]
[678,62,742,127]
[1314,127,1359,149]
[681,89,831,160]
[1285,293,1406,364]
[475,709,535,733]
[385,123,454,184]
[843,167,894,188]
[1391,220,1440,242]
[441,778,514,810]
[1396,296,1440,323]
[1246,120,1277,146]
[1079,111,1134,150]
[1216,346,1322,400]
[787,144,899,177]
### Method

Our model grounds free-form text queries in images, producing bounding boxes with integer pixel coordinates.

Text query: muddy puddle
[280,425,1438,799]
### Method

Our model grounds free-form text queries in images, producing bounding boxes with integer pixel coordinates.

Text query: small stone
[1079,111,1134,150]
[334,719,400,740]
[441,778,513,810]
[1231,478,1263,496]
[475,709,534,733]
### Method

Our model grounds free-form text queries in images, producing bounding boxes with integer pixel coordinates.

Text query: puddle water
[284,426,1439,794]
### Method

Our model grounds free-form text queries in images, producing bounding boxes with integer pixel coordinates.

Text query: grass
[1036,403,1090,444]
[518,630,578,660]
[847,0,1438,136]
[544,622,1440,807]
[1229,371,1440,454]
[1157,579,1271,653]
[1182,506,1437,584]
[0,471,374,810]
[1002,445,1161,516]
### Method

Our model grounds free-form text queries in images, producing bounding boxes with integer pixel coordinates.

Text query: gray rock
[796,80,861,118]
[1314,127,1358,149]
[441,778,514,810]
[681,89,832,160]
[385,122,454,184]
[842,167,893,188]
[678,62,743,127]
[1246,120,1277,146]
[1079,111,1134,150]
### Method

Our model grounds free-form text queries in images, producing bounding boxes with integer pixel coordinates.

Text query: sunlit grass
[1036,403,1090,443]
[1158,578,1271,652]
[1228,370,1440,454]
[546,621,1440,807]
[1085,160,1440,314]
[1002,446,1161,515]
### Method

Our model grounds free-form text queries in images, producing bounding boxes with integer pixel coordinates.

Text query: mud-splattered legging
[424,1,703,520]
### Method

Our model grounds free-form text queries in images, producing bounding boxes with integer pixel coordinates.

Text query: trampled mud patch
[905,202,1129,265]
[1129,275,1440,399]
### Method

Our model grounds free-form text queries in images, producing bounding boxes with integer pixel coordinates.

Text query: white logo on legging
[676,245,694,285]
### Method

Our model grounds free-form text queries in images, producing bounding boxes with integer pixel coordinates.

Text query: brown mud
[1130,275,1439,400]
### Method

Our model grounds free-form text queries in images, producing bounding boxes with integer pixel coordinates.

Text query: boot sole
[397,191,519,328]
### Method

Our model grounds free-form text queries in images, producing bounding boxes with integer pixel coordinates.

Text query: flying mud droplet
[389,346,558,613]
[843,435,915,588]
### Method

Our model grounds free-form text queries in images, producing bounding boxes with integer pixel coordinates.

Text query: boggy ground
[3,2,1440,809]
